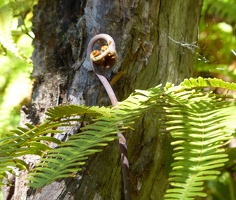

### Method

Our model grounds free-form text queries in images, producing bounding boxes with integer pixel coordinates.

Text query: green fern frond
[26,86,165,188]
[2,77,236,198]
[46,104,112,120]
[0,120,63,182]
[164,79,236,199]
[0,105,118,186]
[0,3,31,62]
[27,118,119,188]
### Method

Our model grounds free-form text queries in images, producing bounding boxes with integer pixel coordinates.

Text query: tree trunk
[8,0,203,199]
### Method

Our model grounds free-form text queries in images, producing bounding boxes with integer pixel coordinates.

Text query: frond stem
[88,34,131,200]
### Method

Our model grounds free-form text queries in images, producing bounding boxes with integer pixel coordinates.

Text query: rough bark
[8,0,203,199]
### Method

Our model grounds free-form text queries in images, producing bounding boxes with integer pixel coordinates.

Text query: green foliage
[165,82,236,199]
[195,0,236,81]
[204,0,236,24]
[0,4,27,61]
[1,0,236,199]
[194,2,236,197]
[0,0,35,62]
[0,0,35,136]
[27,91,156,188]
[0,121,62,180]
[1,77,236,200]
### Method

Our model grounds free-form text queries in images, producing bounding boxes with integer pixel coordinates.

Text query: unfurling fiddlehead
[87,34,131,200]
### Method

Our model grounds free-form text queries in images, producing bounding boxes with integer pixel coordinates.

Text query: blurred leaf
[0,3,32,63]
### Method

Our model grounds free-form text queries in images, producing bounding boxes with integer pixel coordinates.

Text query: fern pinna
[1,77,236,199]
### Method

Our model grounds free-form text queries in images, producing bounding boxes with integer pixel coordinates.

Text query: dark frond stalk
[87,34,131,200]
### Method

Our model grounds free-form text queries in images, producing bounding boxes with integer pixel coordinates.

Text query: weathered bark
[9,0,203,199]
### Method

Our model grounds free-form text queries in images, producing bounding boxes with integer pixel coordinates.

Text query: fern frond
[0,3,31,62]
[0,105,113,182]
[0,121,63,182]
[2,77,236,197]
[164,79,236,199]
[27,118,119,188]
[0,105,117,186]
[26,86,165,188]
